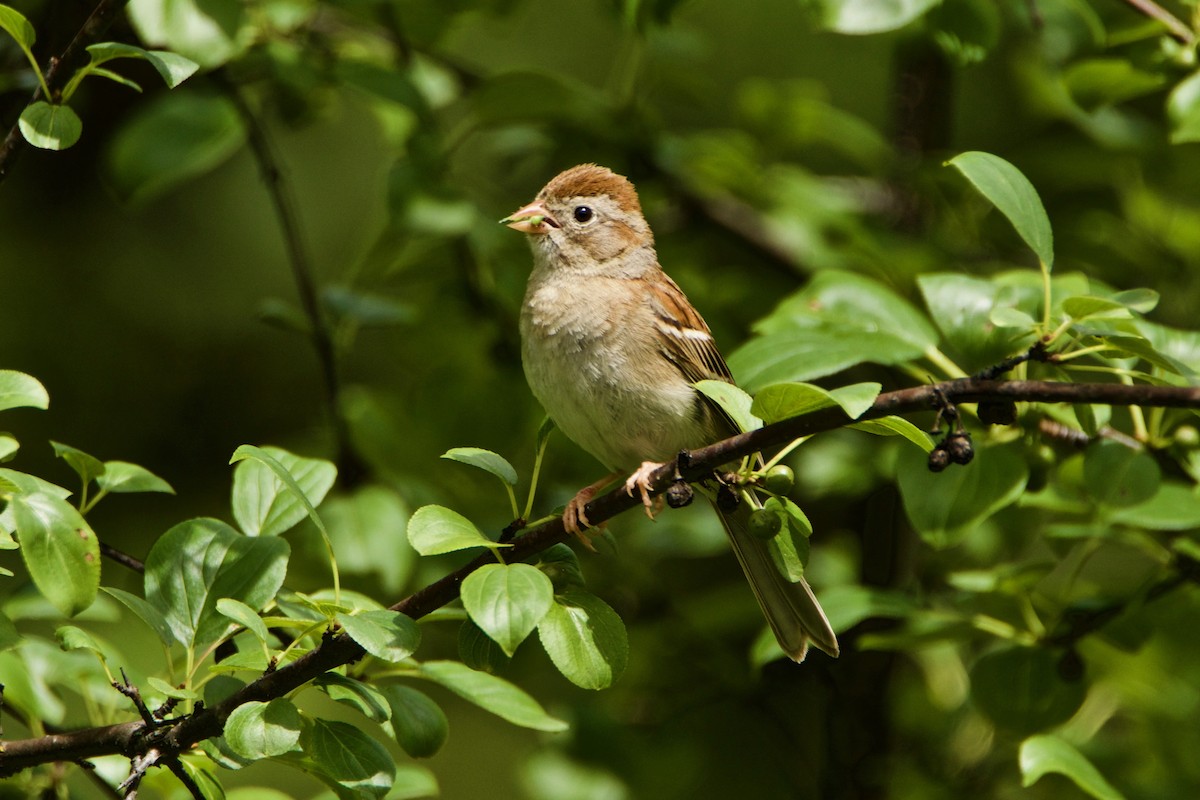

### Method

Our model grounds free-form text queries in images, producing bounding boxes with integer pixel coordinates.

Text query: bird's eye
[573,206,594,223]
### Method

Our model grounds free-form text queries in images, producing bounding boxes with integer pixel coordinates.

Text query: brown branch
[2,378,1198,775]
[1119,0,1196,45]
[100,541,144,573]
[0,0,129,184]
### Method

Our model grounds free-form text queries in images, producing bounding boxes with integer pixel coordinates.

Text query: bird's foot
[624,461,667,520]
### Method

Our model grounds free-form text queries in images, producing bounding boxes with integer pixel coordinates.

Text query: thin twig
[1,377,1199,775]
[1120,0,1196,44]
[0,0,130,184]
[215,75,365,484]
[100,541,145,573]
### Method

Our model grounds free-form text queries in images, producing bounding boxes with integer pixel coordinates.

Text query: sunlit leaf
[442,447,518,486]
[418,660,568,732]
[225,699,302,759]
[948,151,1054,269]
[694,381,761,433]
[336,609,421,662]
[18,102,82,150]
[0,370,49,411]
[144,517,289,648]
[11,491,100,616]
[1020,734,1126,800]
[230,445,336,537]
[461,563,554,657]
[407,505,506,555]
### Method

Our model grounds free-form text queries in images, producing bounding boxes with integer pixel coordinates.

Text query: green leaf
[105,90,246,204]
[321,485,414,594]
[230,445,336,537]
[897,442,1028,548]
[0,5,36,47]
[216,597,270,643]
[314,673,390,723]
[50,441,106,488]
[145,676,200,700]
[694,381,761,433]
[301,719,395,799]
[324,285,416,328]
[816,0,940,35]
[11,491,100,616]
[96,461,174,494]
[970,647,1085,734]
[1063,295,1133,321]
[763,496,812,581]
[461,563,554,657]
[0,434,18,462]
[407,505,507,555]
[336,609,421,662]
[1082,441,1161,508]
[0,612,20,651]
[729,272,937,391]
[382,685,449,758]
[816,585,915,633]
[1167,70,1200,145]
[418,660,568,732]
[126,0,247,69]
[89,66,144,93]
[917,273,1037,369]
[1109,483,1200,530]
[0,370,49,411]
[1063,58,1164,110]
[101,586,176,646]
[457,618,513,674]
[144,518,290,648]
[1020,734,1126,800]
[19,102,83,150]
[176,756,224,800]
[55,625,105,658]
[84,42,199,88]
[849,416,934,452]
[537,590,628,690]
[441,447,518,486]
[948,151,1054,269]
[751,382,880,425]
[533,543,586,593]
[225,698,303,759]
[391,765,439,800]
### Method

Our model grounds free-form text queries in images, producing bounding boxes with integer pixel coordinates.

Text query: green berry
[747,508,783,540]
[763,465,795,495]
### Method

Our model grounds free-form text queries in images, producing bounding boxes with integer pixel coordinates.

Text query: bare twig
[0,0,130,184]
[1119,0,1196,44]
[1,377,1198,776]
[215,75,366,484]
[100,541,145,573]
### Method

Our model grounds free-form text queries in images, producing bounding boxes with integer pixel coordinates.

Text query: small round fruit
[747,508,783,540]
[763,465,795,495]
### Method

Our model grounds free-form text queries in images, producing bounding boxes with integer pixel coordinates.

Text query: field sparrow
[503,164,838,661]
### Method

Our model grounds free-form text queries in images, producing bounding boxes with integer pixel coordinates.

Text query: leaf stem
[923,346,969,380]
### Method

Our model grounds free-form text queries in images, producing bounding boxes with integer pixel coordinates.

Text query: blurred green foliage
[3,0,1200,798]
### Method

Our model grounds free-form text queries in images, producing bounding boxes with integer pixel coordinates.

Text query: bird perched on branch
[503,163,838,662]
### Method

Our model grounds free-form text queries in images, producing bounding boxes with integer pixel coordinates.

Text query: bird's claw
[624,461,666,520]
[563,488,603,552]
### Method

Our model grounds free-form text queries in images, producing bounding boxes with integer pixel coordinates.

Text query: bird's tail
[713,499,839,662]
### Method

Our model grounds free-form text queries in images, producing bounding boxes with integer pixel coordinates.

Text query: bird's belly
[521,315,703,471]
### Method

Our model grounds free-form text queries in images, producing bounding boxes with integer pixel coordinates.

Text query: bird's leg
[563,472,620,551]
[624,461,668,520]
